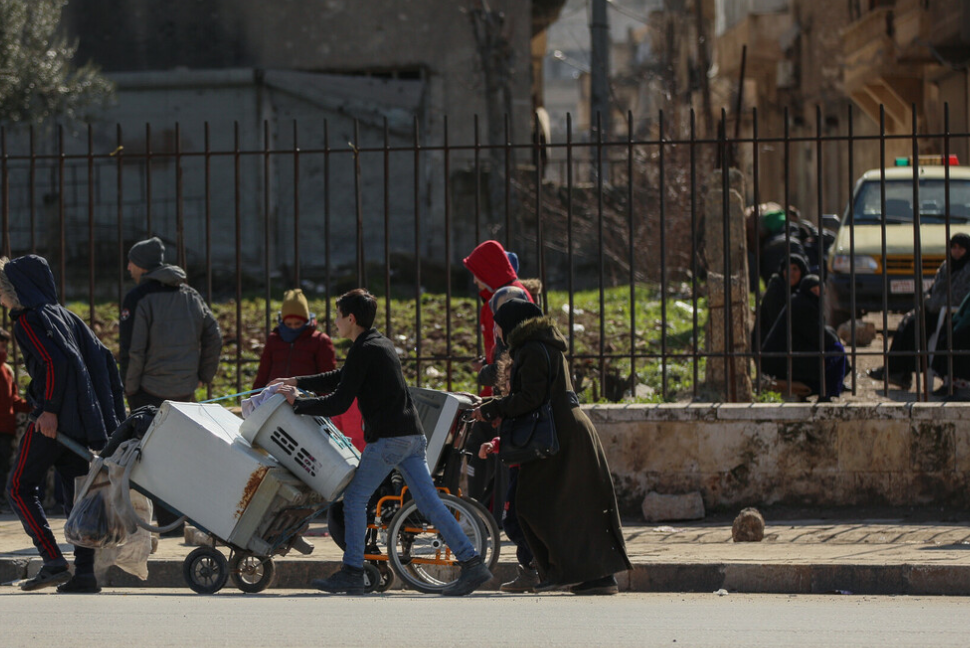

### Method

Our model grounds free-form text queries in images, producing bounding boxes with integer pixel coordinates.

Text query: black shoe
[533,579,564,593]
[20,564,71,592]
[441,556,492,597]
[570,575,618,596]
[57,575,101,594]
[867,367,911,389]
[311,565,365,595]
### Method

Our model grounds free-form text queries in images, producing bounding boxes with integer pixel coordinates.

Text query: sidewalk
[4,511,970,595]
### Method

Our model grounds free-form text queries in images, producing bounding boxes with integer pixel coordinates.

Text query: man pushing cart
[273,288,492,596]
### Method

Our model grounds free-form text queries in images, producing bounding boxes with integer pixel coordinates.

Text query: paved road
[3,590,970,647]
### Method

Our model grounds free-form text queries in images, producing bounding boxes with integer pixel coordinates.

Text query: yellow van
[825,157,970,324]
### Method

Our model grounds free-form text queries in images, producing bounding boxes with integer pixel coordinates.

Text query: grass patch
[40,285,709,405]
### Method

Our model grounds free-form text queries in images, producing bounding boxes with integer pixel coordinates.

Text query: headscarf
[950,233,970,273]
[493,298,543,341]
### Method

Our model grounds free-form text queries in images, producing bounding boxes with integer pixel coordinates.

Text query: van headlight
[831,254,879,274]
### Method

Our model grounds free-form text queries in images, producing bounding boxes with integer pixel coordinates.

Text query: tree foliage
[0,0,113,125]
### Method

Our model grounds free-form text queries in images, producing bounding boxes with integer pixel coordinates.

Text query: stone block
[910,423,955,473]
[723,564,812,593]
[953,427,970,472]
[731,507,765,542]
[641,491,705,522]
[776,421,838,472]
[837,421,910,472]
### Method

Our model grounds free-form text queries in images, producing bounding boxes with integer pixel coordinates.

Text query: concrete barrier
[587,402,970,515]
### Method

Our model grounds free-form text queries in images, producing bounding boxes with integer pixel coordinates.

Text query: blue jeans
[342,434,478,569]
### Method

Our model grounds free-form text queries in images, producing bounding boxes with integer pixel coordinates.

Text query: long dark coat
[480,316,631,585]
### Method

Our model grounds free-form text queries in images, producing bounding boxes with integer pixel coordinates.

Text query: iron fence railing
[1,103,969,403]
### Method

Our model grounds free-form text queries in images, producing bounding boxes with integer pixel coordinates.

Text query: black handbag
[499,343,560,465]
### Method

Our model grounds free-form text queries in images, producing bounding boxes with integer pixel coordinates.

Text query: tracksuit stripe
[9,424,59,558]
[20,320,54,401]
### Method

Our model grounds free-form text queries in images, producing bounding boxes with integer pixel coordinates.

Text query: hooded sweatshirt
[462,240,533,366]
[119,264,222,398]
[3,255,125,448]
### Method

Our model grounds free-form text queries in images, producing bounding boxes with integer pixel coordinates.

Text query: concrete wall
[588,403,970,516]
[32,1,536,277]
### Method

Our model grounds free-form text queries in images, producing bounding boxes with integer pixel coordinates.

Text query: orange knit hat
[280,289,310,323]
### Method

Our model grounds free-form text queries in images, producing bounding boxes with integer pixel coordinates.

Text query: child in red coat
[0,328,31,511]
[253,289,364,450]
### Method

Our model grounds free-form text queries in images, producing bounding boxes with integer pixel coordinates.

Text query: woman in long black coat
[471,299,631,595]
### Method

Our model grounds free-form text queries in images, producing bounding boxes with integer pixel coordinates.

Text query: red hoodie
[462,240,533,395]
[0,363,30,435]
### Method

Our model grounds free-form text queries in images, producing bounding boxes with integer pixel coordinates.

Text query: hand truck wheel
[183,546,230,595]
[229,552,277,593]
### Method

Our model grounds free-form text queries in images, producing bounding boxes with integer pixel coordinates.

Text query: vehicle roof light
[903,154,961,166]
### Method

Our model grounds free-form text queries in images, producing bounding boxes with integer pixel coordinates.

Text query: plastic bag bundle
[65,470,128,549]
[95,491,153,581]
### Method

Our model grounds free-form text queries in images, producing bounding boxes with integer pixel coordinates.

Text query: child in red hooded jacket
[0,328,30,511]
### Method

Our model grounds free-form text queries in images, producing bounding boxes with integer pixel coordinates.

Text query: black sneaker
[570,575,619,596]
[20,564,71,592]
[441,556,492,597]
[57,574,101,594]
[867,367,911,389]
[311,565,365,595]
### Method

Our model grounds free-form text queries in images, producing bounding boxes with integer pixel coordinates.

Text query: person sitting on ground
[753,253,809,351]
[252,288,365,451]
[273,288,492,596]
[868,233,970,389]
[761,275,847,399]
[931,281,970,395]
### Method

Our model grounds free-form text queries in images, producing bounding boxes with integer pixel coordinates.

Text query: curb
[5,558,970,595]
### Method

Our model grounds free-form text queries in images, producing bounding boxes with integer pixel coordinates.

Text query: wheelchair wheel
[183,546,229,595]
[229,552,276,593]
[386,493,487,594]
[375,562,396,592]
[363,563,382,594]
[457,496,501,572]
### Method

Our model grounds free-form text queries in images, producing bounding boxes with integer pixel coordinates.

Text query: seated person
[761,275,847,399]
[932,285,970,393]
[753,253,808,350]
[869,234,970,389]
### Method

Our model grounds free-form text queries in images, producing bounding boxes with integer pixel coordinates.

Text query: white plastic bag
[95,491,153,581]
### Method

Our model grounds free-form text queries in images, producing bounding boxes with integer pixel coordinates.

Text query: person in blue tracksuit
[0,255,126,593]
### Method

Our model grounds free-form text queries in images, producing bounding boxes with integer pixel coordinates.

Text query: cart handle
[55,433,94,462]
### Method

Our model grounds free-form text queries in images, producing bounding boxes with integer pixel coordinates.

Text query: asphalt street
[2,590,969,648]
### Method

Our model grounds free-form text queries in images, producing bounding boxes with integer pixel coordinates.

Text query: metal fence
[1,104,969,403]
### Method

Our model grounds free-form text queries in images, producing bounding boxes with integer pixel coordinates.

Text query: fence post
[704,167,753,401]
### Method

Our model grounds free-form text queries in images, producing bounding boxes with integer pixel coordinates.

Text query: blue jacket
[6,255,126,449]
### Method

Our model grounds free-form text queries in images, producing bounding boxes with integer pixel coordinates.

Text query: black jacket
[292,328,421,443]
[761,285,840,390]
[5,255,126,448]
